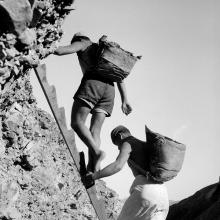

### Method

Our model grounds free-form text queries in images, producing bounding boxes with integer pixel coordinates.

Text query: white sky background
[30,0,220,201]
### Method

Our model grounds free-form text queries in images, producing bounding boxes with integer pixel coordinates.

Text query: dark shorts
[74,78,115,117]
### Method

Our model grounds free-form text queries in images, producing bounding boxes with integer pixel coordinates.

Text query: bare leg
[71,100,103,172]
[87,112,106,172]
[87,150,105,172]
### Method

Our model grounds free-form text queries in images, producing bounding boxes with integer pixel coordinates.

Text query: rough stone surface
[167,181,220,220]
[0,72,123,219]
[0,0,123,219]
[0,0,75,88]
[0,0,33,35]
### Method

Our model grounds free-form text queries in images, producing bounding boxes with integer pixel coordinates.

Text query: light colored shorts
[79,98,108,116]
[117,175,169,220]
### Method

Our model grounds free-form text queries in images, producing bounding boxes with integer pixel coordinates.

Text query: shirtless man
[54,33,132,172]
[91,125,169,220]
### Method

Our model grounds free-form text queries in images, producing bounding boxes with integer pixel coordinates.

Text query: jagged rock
[0,0,33,35]
[18,27,36,46]
[0,0,75,86]
[28,0,36,8]
[96,180,123,219]
[5,33,17,46]
[5,47,20,59]
[0,53,123,220]
[167,180,220,220]
[0,42,7,61]
[19,50,40,67]
[0,78,98,219]
[0,180,21,220]
[0,66,10,84]
[30,6,43,28]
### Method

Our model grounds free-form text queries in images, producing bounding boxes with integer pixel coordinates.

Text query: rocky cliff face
[0,0,77,86]
[0,0,123,219]
[167,180,220,220]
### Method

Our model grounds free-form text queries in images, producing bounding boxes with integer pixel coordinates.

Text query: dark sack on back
[145,125,186,183]
[96,35,141,82]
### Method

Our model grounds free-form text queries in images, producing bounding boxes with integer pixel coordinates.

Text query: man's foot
[94,150,106,172]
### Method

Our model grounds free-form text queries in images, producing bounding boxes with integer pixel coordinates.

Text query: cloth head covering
[71,32,90,43]
[73,32,88,38]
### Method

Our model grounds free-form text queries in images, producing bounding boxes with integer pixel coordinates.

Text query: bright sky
[30,0,220,201]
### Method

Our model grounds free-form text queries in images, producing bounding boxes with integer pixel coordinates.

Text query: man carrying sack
[89,125,186,220]
[53,33,140,172]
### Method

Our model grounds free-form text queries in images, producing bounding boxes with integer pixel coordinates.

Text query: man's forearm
[54,41,87,56]
[54,45,75,56]
[117,81,128,102]
[93,162,122,180]
[54,46,65,55]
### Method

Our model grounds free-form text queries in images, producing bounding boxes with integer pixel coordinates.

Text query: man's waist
[83,71,114,86]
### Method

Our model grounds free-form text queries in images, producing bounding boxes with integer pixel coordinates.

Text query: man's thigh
[71,99,91,125]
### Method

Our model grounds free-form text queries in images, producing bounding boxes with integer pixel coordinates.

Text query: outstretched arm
[92,142,131,180]
[54,40,90,56]
[117,81,132,115]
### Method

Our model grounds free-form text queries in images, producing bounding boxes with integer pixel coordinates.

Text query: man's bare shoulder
[120,141,132,153]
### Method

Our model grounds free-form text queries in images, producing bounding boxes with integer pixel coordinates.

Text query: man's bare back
[123,136,149,177]
[91,125,169,220]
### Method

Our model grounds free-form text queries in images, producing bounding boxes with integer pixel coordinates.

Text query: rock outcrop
[0,0,123,219]
[0,0,74,87]
[0,0,33,36]
[0,73,123,219]
[167,180,220,220]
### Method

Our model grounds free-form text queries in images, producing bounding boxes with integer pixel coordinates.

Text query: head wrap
[71,32,90,44]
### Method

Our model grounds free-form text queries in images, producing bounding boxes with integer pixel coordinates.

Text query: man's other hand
[121,102,132,115]
[81,172,95,189]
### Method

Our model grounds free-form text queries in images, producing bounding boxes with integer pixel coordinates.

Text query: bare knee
[71,99,90,131]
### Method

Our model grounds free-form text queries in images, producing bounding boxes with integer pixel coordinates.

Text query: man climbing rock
[91,125,170,220]
[53,33,132,172]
